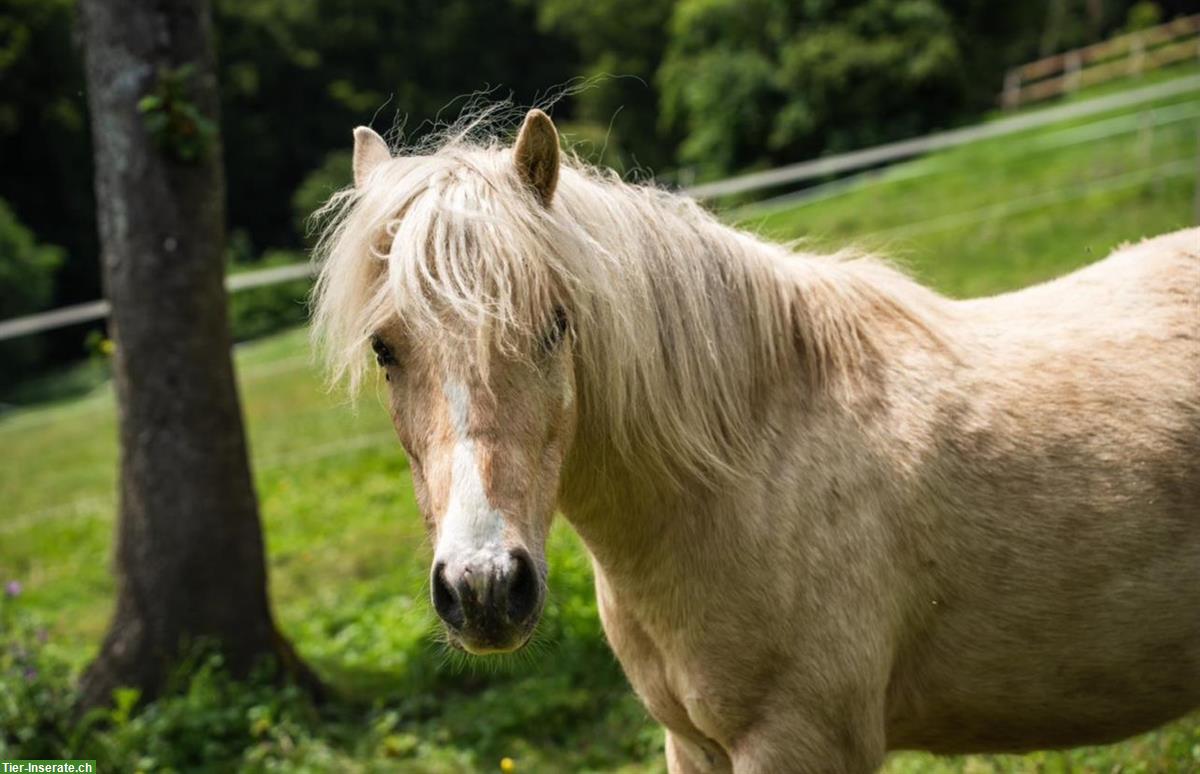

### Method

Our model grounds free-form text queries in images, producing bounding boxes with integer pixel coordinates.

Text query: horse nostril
[506,549,540,626]
[431,561,465,630]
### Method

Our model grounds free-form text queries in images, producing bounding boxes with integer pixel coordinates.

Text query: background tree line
[0,0,1185,383]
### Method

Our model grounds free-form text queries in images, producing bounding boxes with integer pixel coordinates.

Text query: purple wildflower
[23,667,38,682]
[4,580,20,598]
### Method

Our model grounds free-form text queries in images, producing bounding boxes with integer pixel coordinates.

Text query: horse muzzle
[430,547,543,653]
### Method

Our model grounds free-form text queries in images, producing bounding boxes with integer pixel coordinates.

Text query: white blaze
[435,379,511,591]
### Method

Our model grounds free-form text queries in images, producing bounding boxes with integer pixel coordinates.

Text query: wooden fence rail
[1001,14,1200,109]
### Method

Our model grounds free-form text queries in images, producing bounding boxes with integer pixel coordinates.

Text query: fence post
[1065,51,1082,93]
[1003,71,1022,110]
[1130,33,1145,76]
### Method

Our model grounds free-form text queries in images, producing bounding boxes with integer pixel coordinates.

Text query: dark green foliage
[525,0,679,173]
[658,0,1054,179]
[0,591,78,760]
[0,200,64,386]
[290,149,352,244]
[227,250,312,343]
[0,356,110,408]
[214,0,578,252]
[0,0,94,314]
[1125,1,1164,32]
[137,65,219,163]
[0,200,62,322]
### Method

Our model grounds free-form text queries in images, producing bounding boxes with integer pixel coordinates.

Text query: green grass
[2,67,1199,771]
[734,64,1199,299]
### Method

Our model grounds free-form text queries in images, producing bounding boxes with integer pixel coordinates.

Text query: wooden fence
[1001,14,1200,109]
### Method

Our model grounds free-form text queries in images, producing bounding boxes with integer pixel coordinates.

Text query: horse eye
[540,306,569,354]
[370,335,397,367]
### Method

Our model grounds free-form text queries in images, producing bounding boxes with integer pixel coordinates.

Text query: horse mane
[311,125,949,486]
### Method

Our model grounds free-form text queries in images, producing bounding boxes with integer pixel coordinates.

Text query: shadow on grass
[0,357,110,413]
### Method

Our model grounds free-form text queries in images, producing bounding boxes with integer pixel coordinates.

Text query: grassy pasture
[2,68,1199,771]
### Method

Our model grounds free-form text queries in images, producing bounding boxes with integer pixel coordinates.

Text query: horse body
[566,229,1200,771]
[314,111,1200,772]
[892,232,1200,753]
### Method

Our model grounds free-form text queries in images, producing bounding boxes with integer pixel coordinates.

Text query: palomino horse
[313,109,1200,772]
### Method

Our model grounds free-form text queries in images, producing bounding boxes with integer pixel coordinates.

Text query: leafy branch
[137,64,216,163]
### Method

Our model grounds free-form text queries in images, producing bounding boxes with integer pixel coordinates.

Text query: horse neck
[553,211,958,583]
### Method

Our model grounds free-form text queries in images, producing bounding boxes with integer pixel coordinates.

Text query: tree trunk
[76,0,317,708]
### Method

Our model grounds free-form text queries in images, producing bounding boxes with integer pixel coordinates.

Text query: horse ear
[353,126,391,188]
[513,109,560,206]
